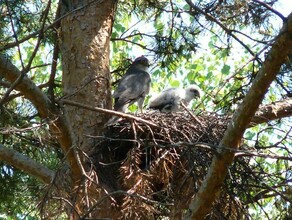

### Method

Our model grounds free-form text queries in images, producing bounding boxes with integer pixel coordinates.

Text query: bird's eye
[190,89,200,97]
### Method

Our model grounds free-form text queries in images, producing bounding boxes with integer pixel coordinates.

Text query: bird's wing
[148,88,183,111]
[113,72,151,111]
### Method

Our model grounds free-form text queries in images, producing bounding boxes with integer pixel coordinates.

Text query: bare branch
[185,0,260,61]
[0,0,52,106]
[60,99,159,128]
[184,12,292,219]
[250,98,292,126]
[0,54,82,181]
[0,144,54,184]
[252,0,286,21]
[235,150,292,161]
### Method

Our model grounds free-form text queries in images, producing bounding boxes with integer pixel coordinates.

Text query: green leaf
[221,64,230,75]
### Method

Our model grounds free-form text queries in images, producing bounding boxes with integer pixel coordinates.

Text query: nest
[92,111,250,219]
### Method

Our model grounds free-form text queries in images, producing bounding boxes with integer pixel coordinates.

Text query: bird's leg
[137,98,144,114]
[138,107,143,114]
[121,104,128,113]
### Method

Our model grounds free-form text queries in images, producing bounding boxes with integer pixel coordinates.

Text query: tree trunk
[60,0,114,154]
[58,1,117,218]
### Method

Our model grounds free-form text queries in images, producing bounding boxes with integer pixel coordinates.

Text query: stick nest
[92,111,250,219]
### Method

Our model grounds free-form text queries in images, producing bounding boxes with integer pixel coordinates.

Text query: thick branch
[0,55,51,117]
[251,98,292,126]
[0,144,54,184]
[0,55,82,181]
[185,12,292,219]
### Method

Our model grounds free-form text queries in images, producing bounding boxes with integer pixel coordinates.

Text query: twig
[185,0,261,62]
[180,102,204,126]
[252,0,286,21]
[235,151,292,161]
[51,196,80,218]
[0,0,51,105]
[80,190,172,220]
[60,99,159,128]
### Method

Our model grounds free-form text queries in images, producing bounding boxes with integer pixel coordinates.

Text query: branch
[61,97,292,129]
[184,12,292,219]
[0,0,51,106]
[0,55,82,181]
[185,0,259,61]
[48,0,61,103]
[0,0,104,52]
[0,55,51,117]
[60,99,159,128]
[250,98,292,126]
[0,144,54,184]
[252,0,286,21]
[235,150,292,161]
[245,181,292,204]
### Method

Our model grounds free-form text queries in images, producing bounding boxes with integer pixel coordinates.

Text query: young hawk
[148,85,201,112]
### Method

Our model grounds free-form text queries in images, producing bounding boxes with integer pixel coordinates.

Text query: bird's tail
[104,115,121,127]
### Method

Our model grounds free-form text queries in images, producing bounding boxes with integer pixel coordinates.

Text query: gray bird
[113,56,151,113]
[148,85,201,112]
[105,56,151,127]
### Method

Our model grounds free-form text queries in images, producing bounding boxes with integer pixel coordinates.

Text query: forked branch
[184,12,292,219]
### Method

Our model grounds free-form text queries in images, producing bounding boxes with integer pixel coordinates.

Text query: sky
[276,0,292,16]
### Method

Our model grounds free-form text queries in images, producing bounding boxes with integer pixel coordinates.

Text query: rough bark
[0,55,82,181]
[58,1,117,218]
[0,144,54,184]
[184,12,292,220]
[59,0,115,154]
[251,97,292,126]
[1,0,117,216]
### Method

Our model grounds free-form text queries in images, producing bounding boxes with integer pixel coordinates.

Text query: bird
[113,55,151,113]
[105,56,151,126]
[148,85,201,112]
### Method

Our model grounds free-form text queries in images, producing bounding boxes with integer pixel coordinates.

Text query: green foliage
[0,0,291,218]
[0,164,41,219]
[109,1,292,218]
[0,2,61,216]
[0,101,61,218]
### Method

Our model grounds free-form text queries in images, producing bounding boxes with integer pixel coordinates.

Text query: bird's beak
[145,60,150,67]
[197,91,201,98]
